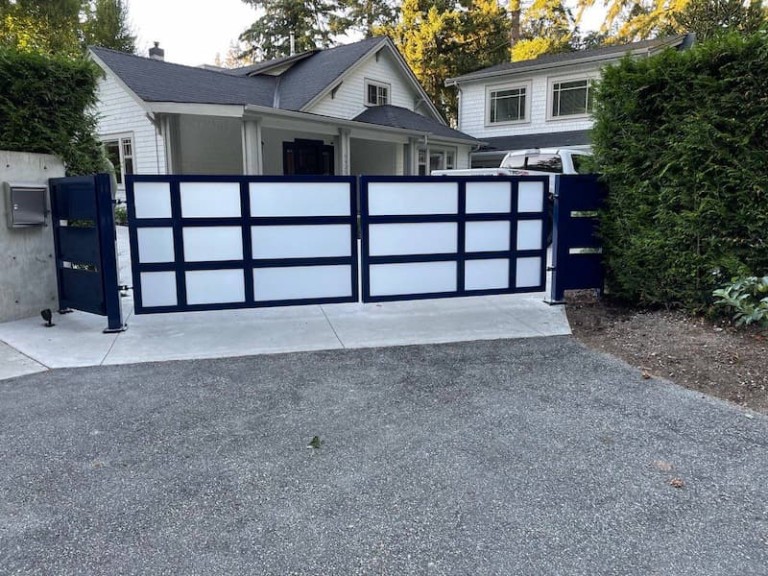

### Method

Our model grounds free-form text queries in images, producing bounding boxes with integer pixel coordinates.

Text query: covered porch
[153,104,471,177]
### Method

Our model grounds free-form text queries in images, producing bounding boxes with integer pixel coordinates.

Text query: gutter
[446,36,686,87]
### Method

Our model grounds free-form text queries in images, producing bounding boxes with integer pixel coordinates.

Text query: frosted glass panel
[186,270,245,305]
[254,265,351,301]
[180,182,241,218]
[465,259,510,291]
[518,181,545,213]
[369,261,456,296]
[137,227,175,263]
[368,182,457,215]
[465,221,510,253]
[516,257,542,288]
[133,182,171,219]
[250,182,350,216]
[251,225,350,259]
[517,220,543,251]
[183,227,243,262]
[140,272,177,307]
[466,182,512,214]
[369,223,457,256]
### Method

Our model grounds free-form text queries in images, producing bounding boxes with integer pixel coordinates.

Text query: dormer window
[365,80,389,106]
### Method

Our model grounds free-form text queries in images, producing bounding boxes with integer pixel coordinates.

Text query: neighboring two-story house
[90,36,477,194]
[446,35,694,167]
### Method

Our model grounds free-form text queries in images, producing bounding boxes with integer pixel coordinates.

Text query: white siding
[457,61,609,140]
[308,49,422,120]
[95,70,166,174]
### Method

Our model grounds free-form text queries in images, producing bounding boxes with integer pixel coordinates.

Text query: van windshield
[500,154,525,169]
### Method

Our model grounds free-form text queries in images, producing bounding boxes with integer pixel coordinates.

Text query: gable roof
[90,46,277,106]
[446,34,692,85]
[277,36,387,110]
[354,106,479,143]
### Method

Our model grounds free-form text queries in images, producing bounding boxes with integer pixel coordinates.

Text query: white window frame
[547,74,598,121]
[102,132,135,190]
[364,79,390,107]
[419,146,457,175]
[485,81,531,127]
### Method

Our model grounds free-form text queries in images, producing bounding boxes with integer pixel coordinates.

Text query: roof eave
[446,37,686,86]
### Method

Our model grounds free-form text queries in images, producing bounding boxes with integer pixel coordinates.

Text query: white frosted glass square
[466,182,512,214]
[516,257,542,288]
[518,181,545,213]
[465,259,509,291]
[185,270,245,305]
[251,225,350,259]
[254,265,352,301]
[137,227,175,263]
[133,182,171,219]
[465,221,510,253]
[140,272,177,307]
[369,261,456,297]
[517,220,543,251]
[367,182,457,215]
[183,227,243,262]
[180,182,241,218]
[369,223,457,256]
[250,182,351,217]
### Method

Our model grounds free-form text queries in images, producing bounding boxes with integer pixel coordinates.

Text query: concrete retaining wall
[0,151,65,323]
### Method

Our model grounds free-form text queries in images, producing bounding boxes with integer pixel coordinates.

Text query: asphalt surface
[1,336,766,575]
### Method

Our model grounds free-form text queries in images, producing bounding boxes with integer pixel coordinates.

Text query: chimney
[149,41,164,61]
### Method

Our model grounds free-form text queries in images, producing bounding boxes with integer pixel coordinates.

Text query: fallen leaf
[668,478,685,489]
[652,460,673,472]
[641,369,652,380]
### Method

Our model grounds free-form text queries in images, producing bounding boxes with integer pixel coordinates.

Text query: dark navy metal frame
[359,175,549,303]
[126,175,359,314]
[49,174,125,332]
[547,174,607,304]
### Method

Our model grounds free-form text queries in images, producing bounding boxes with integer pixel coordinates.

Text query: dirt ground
[566,291,768,414]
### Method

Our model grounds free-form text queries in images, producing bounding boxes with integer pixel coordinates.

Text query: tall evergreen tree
[512,0,575,60]
[239,0,335,59]
[330,0,399,37]
[574,0,688,41]
[0,0,83,55]
[673,0,766,40]
[84,0,136,53]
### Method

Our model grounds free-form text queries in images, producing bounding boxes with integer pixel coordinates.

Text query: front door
[283,139,334,175]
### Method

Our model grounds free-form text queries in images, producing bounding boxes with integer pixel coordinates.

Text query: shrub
[0,47,107,175]
[114,205,127,226]
[592,33,768,311]
[713,275,768,327]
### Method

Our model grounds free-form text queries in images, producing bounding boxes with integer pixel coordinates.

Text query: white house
[446,35,694,167]
[90,37,478,193]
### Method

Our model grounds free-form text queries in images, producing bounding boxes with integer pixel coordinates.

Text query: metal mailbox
[3,182,48,227]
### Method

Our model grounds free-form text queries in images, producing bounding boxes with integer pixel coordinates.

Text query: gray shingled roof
[90,38,464,139]
[276,36,387,110]
[449,35,689,84]
[90,46,277,106]
[353,106,478,142]
[478,130,592,153]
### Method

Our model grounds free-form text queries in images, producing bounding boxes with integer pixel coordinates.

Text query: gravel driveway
[1,336,766,575]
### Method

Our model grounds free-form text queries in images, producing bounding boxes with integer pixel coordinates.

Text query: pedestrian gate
[49,174,124,332]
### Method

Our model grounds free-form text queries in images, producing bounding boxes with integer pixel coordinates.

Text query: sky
[127,0,604,67]
[128,0,259,66]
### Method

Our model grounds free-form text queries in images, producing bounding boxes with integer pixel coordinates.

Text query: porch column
[338,127,351,175]
[242,117,263,175]
[406,137,420,176]
[161,115,178,174]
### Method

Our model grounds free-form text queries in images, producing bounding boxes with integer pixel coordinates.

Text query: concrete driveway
[1,337,766,575]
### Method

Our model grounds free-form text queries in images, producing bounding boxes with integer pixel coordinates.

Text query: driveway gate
[49,174,124,331]
[359,176,550,302]
[126,176,358,314]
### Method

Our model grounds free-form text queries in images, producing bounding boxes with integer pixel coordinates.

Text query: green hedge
[592,33,768,311]
[0,48,107,175]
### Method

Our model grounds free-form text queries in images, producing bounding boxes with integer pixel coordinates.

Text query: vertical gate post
[546,175,606,305]
[95,173,125,333]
